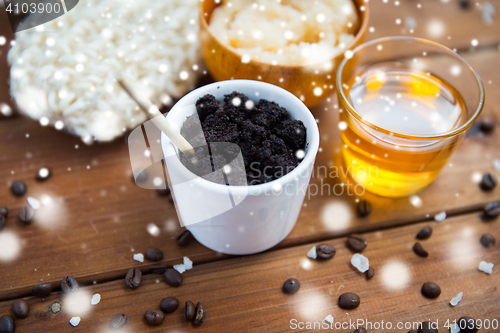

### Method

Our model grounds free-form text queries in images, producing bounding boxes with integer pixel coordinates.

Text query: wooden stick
[116,74,195,155]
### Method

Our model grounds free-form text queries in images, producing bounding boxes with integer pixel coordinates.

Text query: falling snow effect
[409,195,423,208]
[90,293,101,305]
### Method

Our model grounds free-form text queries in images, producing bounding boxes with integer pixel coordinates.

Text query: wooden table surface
[1,1,499,332]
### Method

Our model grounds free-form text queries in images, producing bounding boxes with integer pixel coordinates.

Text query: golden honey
[340,67,467,197]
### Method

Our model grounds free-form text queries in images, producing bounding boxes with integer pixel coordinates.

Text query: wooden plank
[0,212,498,332]
[0,48,499,301]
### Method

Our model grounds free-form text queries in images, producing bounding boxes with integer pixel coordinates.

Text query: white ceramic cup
[161,80,319,255]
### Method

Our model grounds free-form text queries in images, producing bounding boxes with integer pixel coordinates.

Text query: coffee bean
[282,278,300,294]
[407,331,418,333]
[479,118,494,134]
[459,0,471,9]
[12,299,29,319]
[150,264,167,275]
[35,168,51,181]
[18,206,34,225]
[193,302,206,326]
[416,225,433,240]
[0,315,15,333]
[480,233,496,248]
[61,276,79,293]
[457,316,478,333]
[144,309,164,326]
[347,235,367,252]
[484,202,500,218]
[185,301,195,321]
[110,313,128,330]
[176,230,193,247]
[0,207,8,218]
[0,216,5,231]
[124,268,142,289]
[354,328,367,333]
[11,180,26,197]
[418,321,438,333]
[421,282,441,299]
[413,242,429,257]
[357,200,372,217]
[338,292,360,310]
[160,297,179,314]
[164,268,182,287]
[32,283,52,297]
[316,244,336,259]
[145,247,163,262]
[480,173,497,191]
[365,267,375,280]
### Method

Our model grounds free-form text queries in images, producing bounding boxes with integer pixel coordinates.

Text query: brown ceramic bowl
[199,0,369,108]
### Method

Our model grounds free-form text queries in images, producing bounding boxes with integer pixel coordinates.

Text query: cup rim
[198,0,369,68]
[335,36,485,140]
[161,80,320,196]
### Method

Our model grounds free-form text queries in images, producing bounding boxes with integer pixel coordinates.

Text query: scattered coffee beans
[418,321,438,333]
[110,313,128,330]
[11,180,26,197]
[347,235,367,252]
[35,168,51,181]
[457,316,479,333]
[480,233,496,248]
[176,230,193,247]
[145,247,163,262]
[0,315,15,333]
[193,302,206,326]
[150,264,167,275]
[407,331,418,333]
[484,202,500,218]
[354,328,367,333]
[124,268,142,289]
[413,242,429,258]
[32,283,52,297]
[338,293,360,310]
[357,200,372,217]
[421,282,441,299]
[365,267,375,280]
[479,118,494,134]
[61,276,79,293]
[416,226,433,240]
[480,173,497,191]
[160,297,179,314]
[164,268,183,287]
[12,299,29,319]
[0,206,8,218]
[316,244,336,259]
[0,216,5,231]
[18,206,34,225]
[185,301,196,321]
[282,278,300,295]
[144,309,164,326]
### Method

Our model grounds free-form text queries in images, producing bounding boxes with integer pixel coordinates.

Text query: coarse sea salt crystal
[27,197,41,210]
[173,264,186,274]
[478,261,494,274]
[69,317,81,327]
[90,293,101,305]
[183,257,193,270]
[324,314,334,324]
[306,246,317,259]
[434,211,447,222]
[450,323,460,333]
[133,253,144,262]
[494,159,500,170]
[449,291,463,306]
[351,253,369,273]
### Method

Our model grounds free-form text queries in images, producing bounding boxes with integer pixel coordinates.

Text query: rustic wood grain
[0,42,499,303]
[0,212,498,332]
